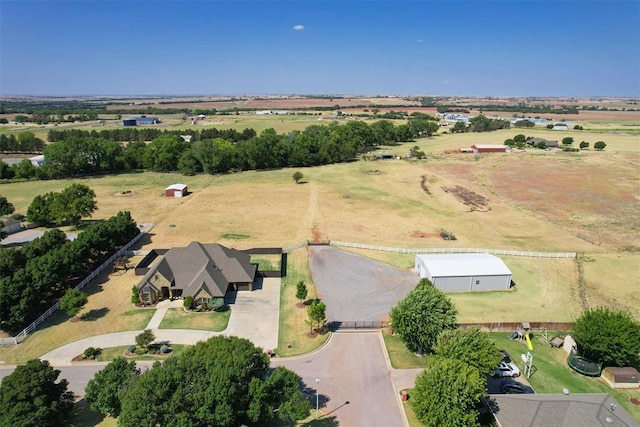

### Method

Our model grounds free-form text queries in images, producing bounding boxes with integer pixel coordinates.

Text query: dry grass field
[0,109,638,364]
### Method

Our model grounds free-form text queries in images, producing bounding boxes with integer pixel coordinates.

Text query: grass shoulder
[381,328,430,369]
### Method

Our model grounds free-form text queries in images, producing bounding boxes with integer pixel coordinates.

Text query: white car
[492,362,520,378]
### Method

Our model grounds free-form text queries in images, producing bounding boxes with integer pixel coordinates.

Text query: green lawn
[158,308,230,331]
[381,328,430,369]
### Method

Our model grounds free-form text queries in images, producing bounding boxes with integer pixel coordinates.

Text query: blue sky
[1,1,639,97]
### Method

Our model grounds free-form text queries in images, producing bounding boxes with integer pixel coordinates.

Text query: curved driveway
[308,246,418,323]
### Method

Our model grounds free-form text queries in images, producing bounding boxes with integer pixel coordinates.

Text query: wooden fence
[330,241,576,258]
[0,229,149,346]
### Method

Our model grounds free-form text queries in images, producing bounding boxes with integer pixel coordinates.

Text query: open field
[0,112,638,362]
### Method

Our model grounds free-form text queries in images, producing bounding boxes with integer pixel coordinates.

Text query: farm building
[601,367,640,389]
[414,253,512,292]
[29,154,45,166]
[122,115,160,126]
[165,183,188,198]
[471,144,508,153]
[136,242,257,305]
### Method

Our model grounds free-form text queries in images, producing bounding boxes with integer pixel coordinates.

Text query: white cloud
[417,39,424,43]
[293,25,305,31]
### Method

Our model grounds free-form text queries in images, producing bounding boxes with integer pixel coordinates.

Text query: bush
[134,347,147,356]
[184,295,194,309]
[127,345,136,353]
[131,286,140,305]
[160,344,170,354]
[208,297,225,311]
[83,347,101,359]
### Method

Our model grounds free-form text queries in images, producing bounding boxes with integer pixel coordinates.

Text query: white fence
[0,230,148,346]
[330,241,576,258]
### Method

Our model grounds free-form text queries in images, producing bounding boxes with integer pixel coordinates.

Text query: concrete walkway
[40,278,281,365]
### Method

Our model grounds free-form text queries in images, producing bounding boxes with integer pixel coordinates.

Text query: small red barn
[165,183,188,198]
[471,144,508,153]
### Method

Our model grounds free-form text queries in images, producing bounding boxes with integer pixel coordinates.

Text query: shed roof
[471,144,507,149]
[416,253,512,277]
[603,367,640,382]
[165,183,188,191]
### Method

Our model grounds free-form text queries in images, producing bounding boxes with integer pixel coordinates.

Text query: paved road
[273,332,407,427]
[308,246,418,323]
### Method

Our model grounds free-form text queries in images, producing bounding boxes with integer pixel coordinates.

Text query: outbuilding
[414,253,512,292]
[165,183,188,198]
[601,367,640,389]
[471,144,508,153]
[1,218,22,235]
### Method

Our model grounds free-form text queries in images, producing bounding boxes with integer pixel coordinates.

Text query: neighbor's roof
[416,253,512,277]
[165,183,188,191]
[491,393,639,427]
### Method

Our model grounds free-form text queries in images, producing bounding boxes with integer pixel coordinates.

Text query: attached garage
[165,183,188,198]
[414,253,512,292]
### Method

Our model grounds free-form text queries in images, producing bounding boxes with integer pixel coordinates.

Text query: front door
[161,286,170,300]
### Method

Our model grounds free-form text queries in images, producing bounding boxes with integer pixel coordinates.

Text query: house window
[475,280,480,285]
[195,297,209,306]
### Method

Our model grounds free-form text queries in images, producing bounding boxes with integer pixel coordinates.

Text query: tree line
[0,210,139,332]
[0,131,46,153]
[2,118,437,180]
[47,127,257,143]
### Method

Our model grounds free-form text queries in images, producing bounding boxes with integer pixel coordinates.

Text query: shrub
[131,286,140,305]
[208,297,225,311]
[83,347,101,359]
[184,295,194,309]
[127,345,136,353]
[160,344,170,354]
[134,347,147,356]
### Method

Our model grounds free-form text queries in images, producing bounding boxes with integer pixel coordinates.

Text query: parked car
[499,349,511,363]
[500,379,534,394]
[492,361,520,378]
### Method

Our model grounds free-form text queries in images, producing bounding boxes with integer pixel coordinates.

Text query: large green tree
[118,336,309,427]
[433,327,501,377]
[307,300,326,331]
[411,357,486,427]
[85,357,140,417]
[390,279,458,354]
[0,359,74,427]
[0,196,15,216]
[572,307,640,367]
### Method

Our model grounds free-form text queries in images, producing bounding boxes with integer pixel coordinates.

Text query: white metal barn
[414,253,512,292]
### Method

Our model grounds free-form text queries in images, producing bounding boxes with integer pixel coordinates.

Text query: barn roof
[471,144,506,149]
[165,183,188,191]
[416,253,512,277]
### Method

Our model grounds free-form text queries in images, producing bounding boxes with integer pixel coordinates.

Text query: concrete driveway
[273,332,406,427]
[308,246,418,324]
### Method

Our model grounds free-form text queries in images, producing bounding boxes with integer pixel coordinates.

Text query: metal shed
[165,183,188,198]
[414,253,512,292]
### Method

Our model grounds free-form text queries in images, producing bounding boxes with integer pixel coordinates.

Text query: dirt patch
[442,185,490,211]
[311,225,322,242]
[630,397,640,406]
[306,330,319,338]
[420,175,431,196]
[114,190,134,197]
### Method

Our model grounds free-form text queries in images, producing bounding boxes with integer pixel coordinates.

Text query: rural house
[122,115,160,126]
[414,253,512,292]
[165,183,188,197]
[136,242,257,305]
[526,137,558,148]
[1,218,22,235]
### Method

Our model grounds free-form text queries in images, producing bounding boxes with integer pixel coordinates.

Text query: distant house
[471,144,507,153]
[29,154,45,166]
[1,218,22,235]
[136,242,257,304]
[180,135,193,143]
[123,115,160,126]
[374,153,395,160]
[165,184,188,198]
[526,137,558,148]
[552,123,569,131]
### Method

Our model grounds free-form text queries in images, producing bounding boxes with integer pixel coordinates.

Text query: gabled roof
[491,393,639,427]
[416,253,512,277]
[138,242,256,298]
[165,183,188,191]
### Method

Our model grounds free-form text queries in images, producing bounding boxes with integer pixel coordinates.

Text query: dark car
[500,379,534,394]
[499,349,511,363]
